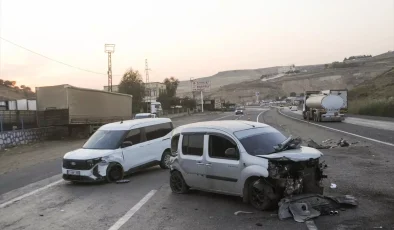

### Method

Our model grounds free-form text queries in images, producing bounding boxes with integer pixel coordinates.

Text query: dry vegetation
[348,68,394,117]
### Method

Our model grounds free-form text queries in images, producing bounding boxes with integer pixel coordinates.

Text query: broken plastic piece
[234,211,254,216]
[288,202,320,222]
[337,138,350,147]
[307,139,330,149]
[115,179,130,184]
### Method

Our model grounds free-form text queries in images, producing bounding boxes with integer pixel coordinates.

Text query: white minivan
[62,118,173,183]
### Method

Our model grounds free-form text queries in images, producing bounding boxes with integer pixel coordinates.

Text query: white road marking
[256,109,269,122]
[278,109,394,147]
[305,220,319,230]
[108,190,157,230]
[0,179,63,209]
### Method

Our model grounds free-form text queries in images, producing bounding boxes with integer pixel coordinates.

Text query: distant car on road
[62,118,173,183]
[235,108,244,115]
[169,120,325,210]
[290,106,298,111]
[135,113,156,119]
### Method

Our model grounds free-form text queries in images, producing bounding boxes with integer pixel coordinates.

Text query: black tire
[170,171,189,194]
[106,163,124,182]
[248,180,274,211]
[160,150,171,169]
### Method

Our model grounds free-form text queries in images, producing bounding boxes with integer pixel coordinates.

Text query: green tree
[118,68,145,113]
[299,93,305,97]
[290,92,297,97]
[20,85,26,89]
[163,77,179,98]
[0,79,3,85]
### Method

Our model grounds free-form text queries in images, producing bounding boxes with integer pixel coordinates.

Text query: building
[143,82,166,102]
[278,65,296,74]
[103,82,166,102]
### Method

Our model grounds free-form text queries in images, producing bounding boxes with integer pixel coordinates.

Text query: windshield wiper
[274,135,302,152]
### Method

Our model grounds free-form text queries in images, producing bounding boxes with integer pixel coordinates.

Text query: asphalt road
[279,108,394,145]
[1,109,393,230]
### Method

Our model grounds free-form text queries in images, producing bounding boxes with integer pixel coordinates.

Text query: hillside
[177,51,394,103]
[348,67,394,117]
[349,68,394,100]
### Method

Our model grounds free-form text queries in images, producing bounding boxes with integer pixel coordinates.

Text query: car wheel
[160,150,172,169]
[170,171,189,194]
[106,163,124,182]
[248,180,274,211]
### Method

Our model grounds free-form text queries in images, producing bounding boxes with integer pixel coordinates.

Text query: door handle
[205,163,212,166]
[196,162,204,165]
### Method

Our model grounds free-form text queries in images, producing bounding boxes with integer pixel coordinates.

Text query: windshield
[234,127,287,156]
[83,130,127,149]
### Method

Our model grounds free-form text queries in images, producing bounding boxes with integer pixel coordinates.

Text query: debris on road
[330,183,337,189]
[278,194,358,222]
[322,139,332,144]
[234,211,254,216]
[115,179,130,184]
[307,139,331,149]
[338,138,350,147]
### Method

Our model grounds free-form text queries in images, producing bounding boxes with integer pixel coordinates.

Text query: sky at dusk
[0,0,393,90]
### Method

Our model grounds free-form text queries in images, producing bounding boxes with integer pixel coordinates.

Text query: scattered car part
[278,194,358,222]
[234,211,254,215]
[115,179,130,184]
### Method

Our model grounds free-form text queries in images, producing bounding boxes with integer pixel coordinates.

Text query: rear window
[83,130,127,149]
[145,122,173,141]
[234,127,286,156]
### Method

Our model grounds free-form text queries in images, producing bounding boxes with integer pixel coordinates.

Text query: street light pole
[105,44,115,92]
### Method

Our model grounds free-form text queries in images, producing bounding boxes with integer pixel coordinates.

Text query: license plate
[67,170,80,175]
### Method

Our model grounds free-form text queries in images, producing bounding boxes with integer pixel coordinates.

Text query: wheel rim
[170,174,183,192]
[109,166,122,181]
[164,154,171,168]
[250,186,266,209]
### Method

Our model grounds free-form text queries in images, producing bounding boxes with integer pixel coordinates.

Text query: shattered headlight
[87,157,104,168]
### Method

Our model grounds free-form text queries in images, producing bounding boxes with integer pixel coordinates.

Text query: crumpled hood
[63,148,115,160]
[257,146,323,162]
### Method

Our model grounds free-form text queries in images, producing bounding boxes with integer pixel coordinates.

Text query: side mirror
[224,148,237,158]
[121,141,133,148]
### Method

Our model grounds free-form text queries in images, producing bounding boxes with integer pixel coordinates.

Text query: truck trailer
[36,84,133,135]
[302,91,345,122]
[321,89,348,113]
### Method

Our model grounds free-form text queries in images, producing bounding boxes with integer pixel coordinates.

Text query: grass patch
[349,98,394,117]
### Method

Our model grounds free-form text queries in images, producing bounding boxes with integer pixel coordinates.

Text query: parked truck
[302,90,345,122]
[36,84,133,136]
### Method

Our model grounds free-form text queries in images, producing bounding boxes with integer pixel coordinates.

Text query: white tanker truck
[302,90,345,122]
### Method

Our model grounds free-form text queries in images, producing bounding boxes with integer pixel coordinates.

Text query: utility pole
[190,77,195,100]
[145,59,150,113]
[105,44,115,92]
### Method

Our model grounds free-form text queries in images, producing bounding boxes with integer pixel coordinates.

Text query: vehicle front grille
[63,159,91,170]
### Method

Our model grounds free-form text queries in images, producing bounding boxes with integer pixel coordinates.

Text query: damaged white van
[62,118,173,183]
[169,120,327,210]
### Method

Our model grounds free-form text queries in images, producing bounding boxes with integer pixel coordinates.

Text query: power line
[0,37,122,76]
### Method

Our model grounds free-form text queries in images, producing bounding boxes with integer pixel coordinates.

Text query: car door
[121,128,147,171]
[179,133,208,189]
[205,133,241,194]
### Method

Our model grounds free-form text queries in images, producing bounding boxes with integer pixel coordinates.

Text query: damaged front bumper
[62,163,110,182]
[255,157,327,198]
